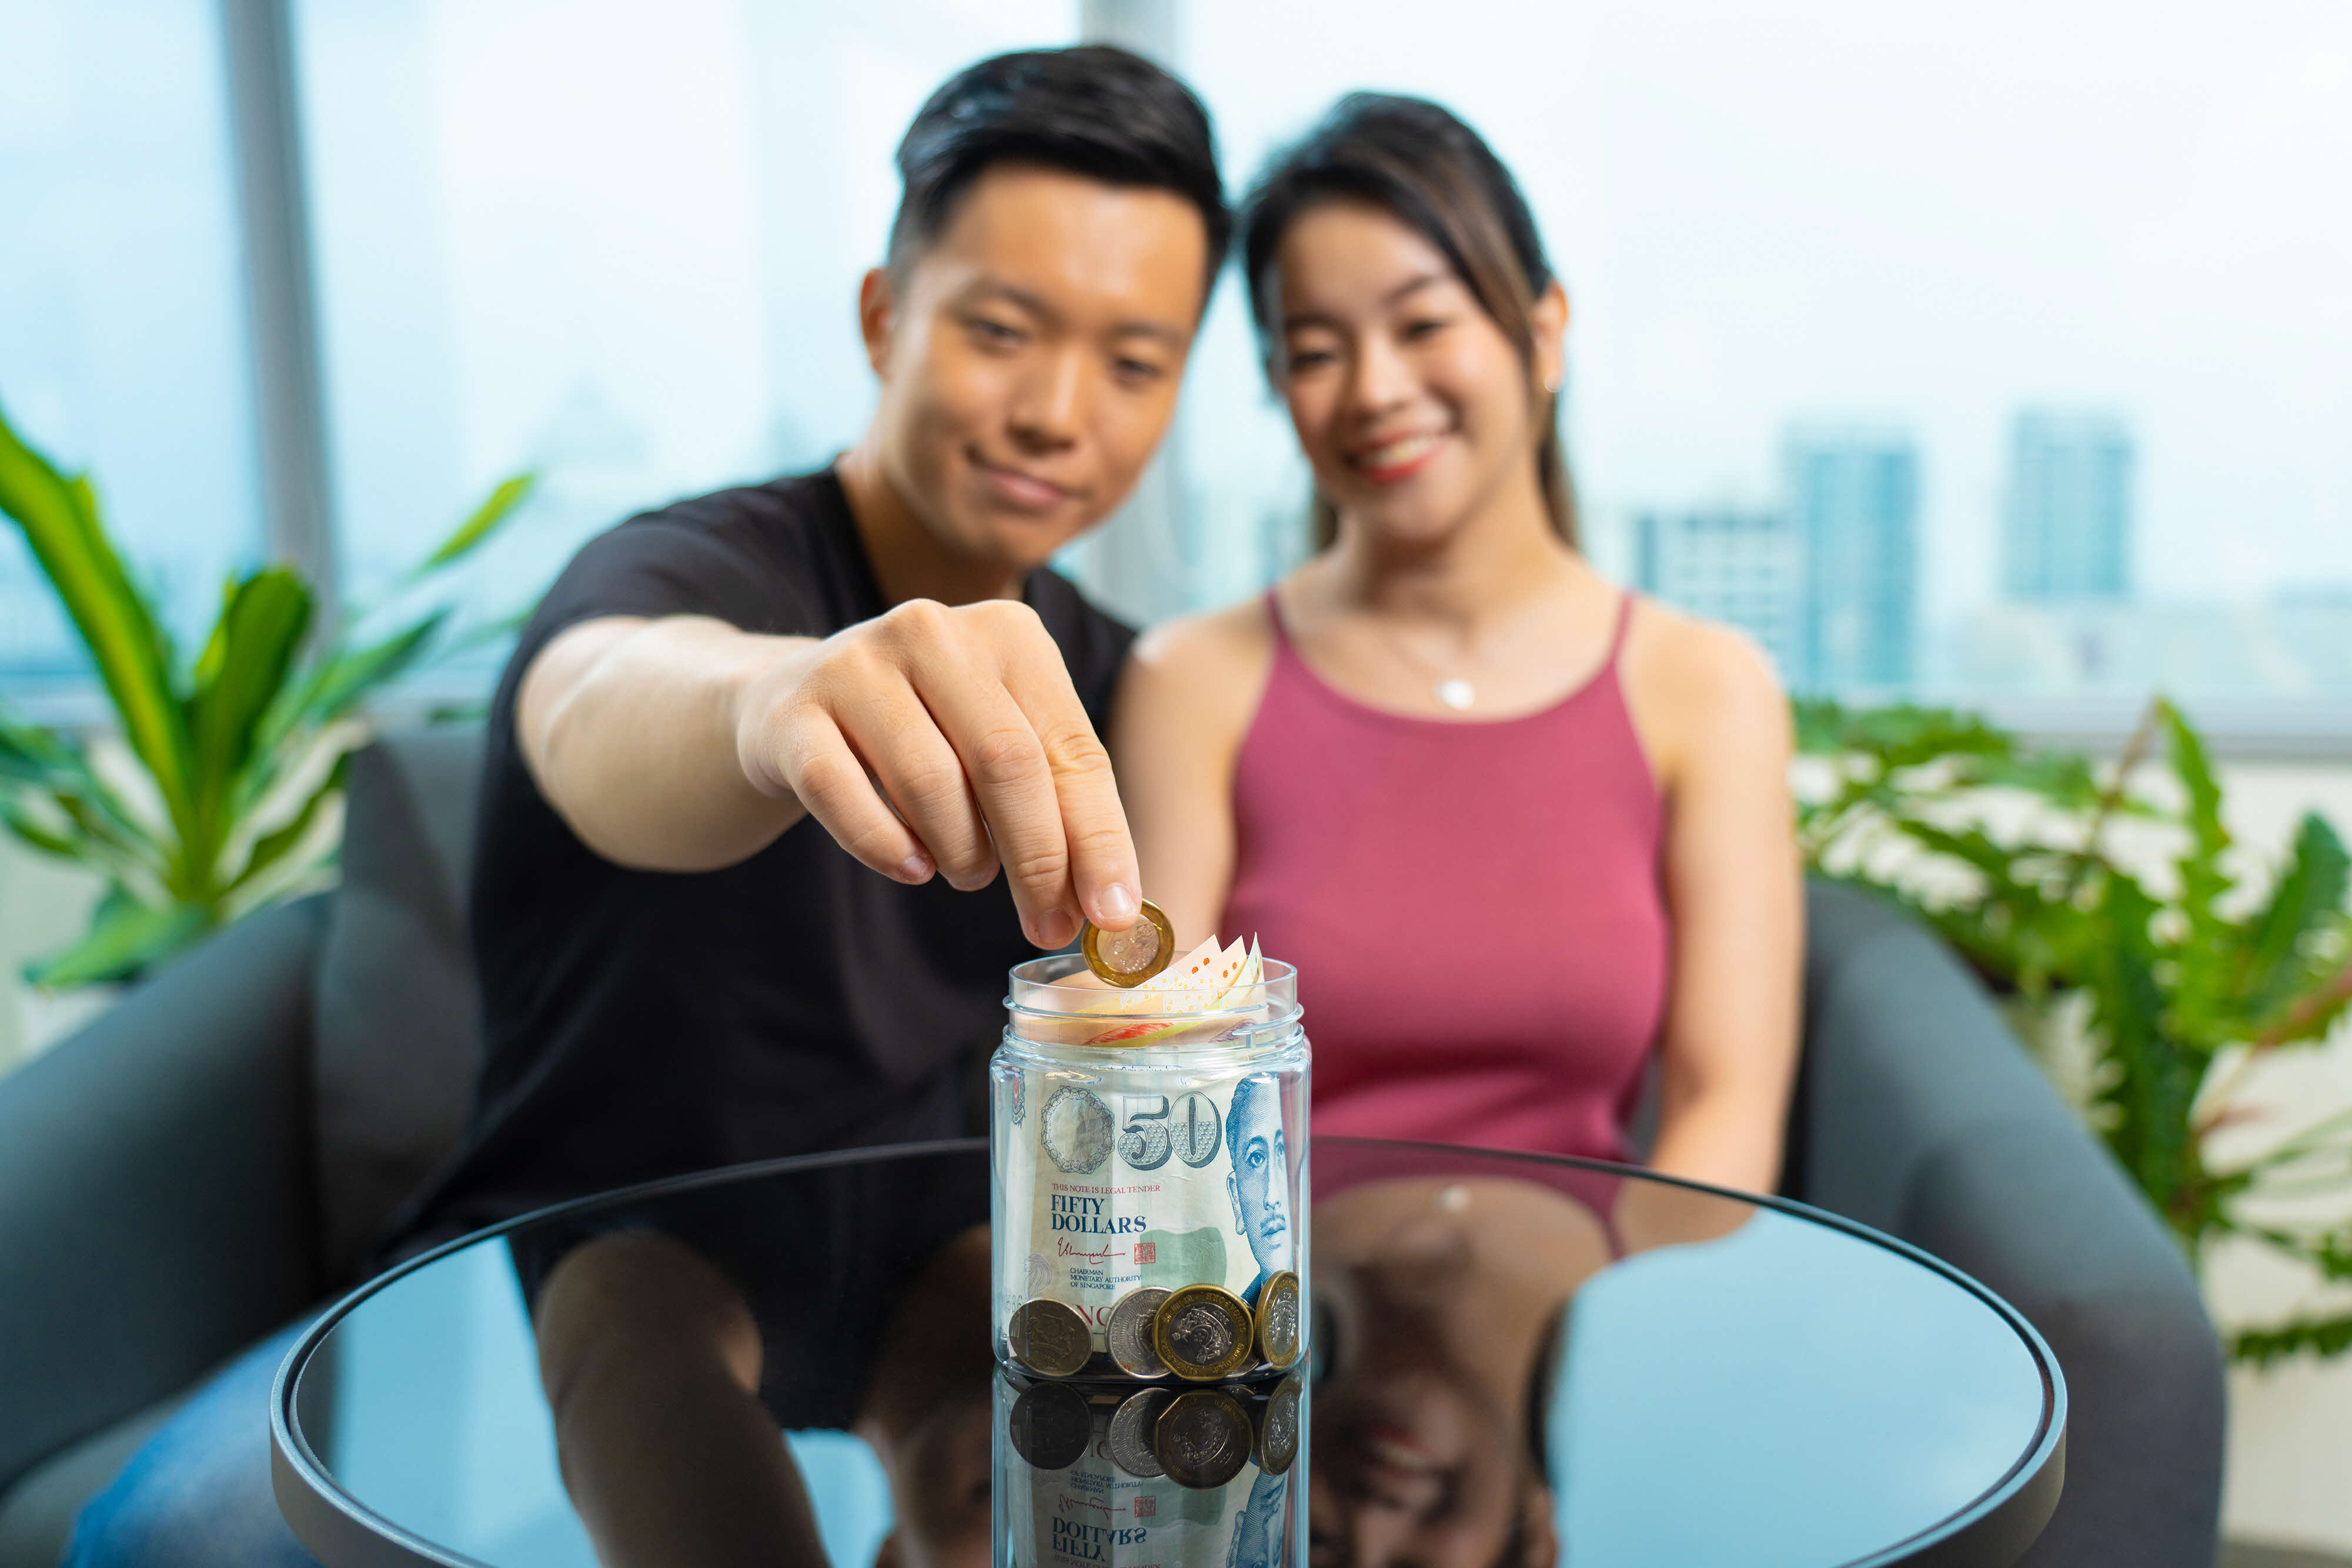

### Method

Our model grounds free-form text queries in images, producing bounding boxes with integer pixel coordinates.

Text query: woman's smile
[1352,430,1448,484]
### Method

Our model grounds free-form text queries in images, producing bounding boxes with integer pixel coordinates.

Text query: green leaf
[184,567,312,879]
[24,897,209,988]
[2089,875,2201,1228]
[2243,813,2351,1020]
[228,753,348,893]
[303,610,448,724]
[2231,1311,2352,1367]
[2161,699,2238,1043]
[0,800,85,860]
[0,399,196,839]
[416,472,535,572]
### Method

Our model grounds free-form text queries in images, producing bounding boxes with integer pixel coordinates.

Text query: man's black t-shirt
[396,469,1132,1249]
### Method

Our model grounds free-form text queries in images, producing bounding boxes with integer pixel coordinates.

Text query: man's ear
[859,267,897,379]
[1518,1482,1561,1568]
[1229,1172,1247,1236]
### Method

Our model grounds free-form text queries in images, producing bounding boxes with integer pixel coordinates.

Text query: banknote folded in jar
[992,932,1309,1382]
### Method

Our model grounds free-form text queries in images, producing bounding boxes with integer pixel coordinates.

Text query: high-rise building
[2001,409,2133,602]
[1631,507,1800,680]
[1786,430,1919,693]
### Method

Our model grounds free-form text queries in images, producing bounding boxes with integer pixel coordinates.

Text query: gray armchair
[0,730,2224,1567]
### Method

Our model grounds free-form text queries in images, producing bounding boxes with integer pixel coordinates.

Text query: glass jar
[991,952,1308,1383]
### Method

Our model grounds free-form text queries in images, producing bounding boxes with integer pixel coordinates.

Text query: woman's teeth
[1361,433,1439,470]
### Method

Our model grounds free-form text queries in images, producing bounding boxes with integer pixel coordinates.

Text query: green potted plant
[0,396,531,989]
[1798,697,2352,1363]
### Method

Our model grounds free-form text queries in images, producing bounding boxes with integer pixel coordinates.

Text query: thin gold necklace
[1366,613,1484,711]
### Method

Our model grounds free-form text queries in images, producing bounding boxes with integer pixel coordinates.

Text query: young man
[64,46,1225,1568]
[395,42,1227,1248]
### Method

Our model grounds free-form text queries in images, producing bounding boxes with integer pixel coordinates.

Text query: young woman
[1114,95,1801,1195]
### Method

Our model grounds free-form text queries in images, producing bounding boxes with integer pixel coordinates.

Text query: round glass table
[271,1138,2063,1568]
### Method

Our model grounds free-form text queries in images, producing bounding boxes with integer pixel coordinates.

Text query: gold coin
[1007,1297,1093,1378]
[1152,1283,1254,1382]
[1007,1380,1093,1472]
[1080,900,1177,988]
[1154,1389,1253,1489]
[1255,1271,1303,1371]
[1107,1285,1174,1378]
[1253,1373,1302,1476]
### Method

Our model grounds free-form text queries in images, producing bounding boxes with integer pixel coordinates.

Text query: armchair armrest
[1788,880,2224,1566]
[0,895,326,1492]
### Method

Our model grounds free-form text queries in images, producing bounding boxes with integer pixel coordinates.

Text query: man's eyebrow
[965,279,1057,321]
[1281,272,1451,334]
[964,279,1184,347]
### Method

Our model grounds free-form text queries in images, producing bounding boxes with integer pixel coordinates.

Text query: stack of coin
[1007,1376,1303,1489]
[1008,1272,1308,1383]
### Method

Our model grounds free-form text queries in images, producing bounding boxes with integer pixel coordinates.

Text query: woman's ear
[858,268,897,379]
[1531,281,1569,396]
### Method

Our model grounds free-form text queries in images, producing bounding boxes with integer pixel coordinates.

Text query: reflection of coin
[1041,1087,1112,1175]
[1080,900,1178,987]
[1155,1389,1252,1489]
[1255,1271,1302,1370]
[1254,1374,1302,1475]
[1170,1092,1222,1168]
[1007,1380,1093,1471]
[1008,1297,1093,1378]
[1107,1389,1172,1478]
[1108,1286,1173,1378]
[1153,1284,1254,1382]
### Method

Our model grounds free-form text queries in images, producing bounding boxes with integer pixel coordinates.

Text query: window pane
[1172,0,2352,720]
[293,0,1078,690]
[0,0,260,699]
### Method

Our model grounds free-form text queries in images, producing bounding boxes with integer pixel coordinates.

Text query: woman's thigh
[63,1321,320,1568]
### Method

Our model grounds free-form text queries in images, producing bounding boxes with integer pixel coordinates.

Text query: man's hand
[734,599,1138,950]
[519,602,1139,951]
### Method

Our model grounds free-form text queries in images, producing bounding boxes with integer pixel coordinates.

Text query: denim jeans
[63,1321,321,1568]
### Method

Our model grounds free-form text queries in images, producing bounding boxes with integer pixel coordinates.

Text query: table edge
[270,1135,2067,1568]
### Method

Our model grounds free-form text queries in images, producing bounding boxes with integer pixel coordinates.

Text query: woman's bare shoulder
[1117,597,1279,742]
[1618,596,1790,775]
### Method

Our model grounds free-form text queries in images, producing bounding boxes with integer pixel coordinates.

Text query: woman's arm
[1625,613,1803,1195]
[1108,603,1275,947]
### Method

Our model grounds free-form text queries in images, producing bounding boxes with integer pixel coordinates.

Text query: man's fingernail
[1036,910,1076,949]
[1096,882,1138,924]
[898,854,933,884]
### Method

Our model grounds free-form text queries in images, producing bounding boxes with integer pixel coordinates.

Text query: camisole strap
[1604,588,1636,666]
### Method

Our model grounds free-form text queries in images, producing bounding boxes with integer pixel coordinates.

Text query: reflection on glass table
[272,1139,2062,1568]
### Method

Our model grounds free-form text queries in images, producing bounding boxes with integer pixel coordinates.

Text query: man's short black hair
[888,46,1230,296]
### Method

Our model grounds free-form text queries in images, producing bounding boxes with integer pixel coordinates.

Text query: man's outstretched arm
[518,599,1142,951]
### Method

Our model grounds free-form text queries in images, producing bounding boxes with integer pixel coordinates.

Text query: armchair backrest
[310,727,488,1281]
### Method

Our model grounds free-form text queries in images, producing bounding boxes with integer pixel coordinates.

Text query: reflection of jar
[993,955,1309,1382]
[994,1368,1302,1568]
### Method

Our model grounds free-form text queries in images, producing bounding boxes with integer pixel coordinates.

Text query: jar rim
[1003,951,1301,1033]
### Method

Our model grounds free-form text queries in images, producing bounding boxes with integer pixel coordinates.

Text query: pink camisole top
[1221,592,1668,1161]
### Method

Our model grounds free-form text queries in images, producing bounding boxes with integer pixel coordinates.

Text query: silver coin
[1007,1382,1093,1472]
[1107,1389,1171,1478]
[1107,1286,1173,1378]
[1041,1086,1113,1175]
